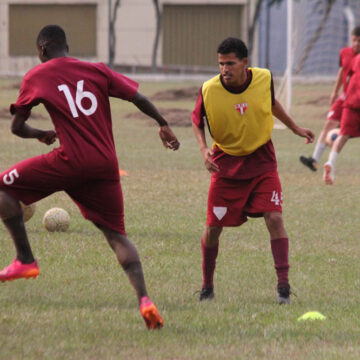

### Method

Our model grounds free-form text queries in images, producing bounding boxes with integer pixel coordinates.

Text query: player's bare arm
[11,112,57,145]
[192,122,219,173]
[330,67,343,105]
[272,99,314,144]
[131,92,180,150]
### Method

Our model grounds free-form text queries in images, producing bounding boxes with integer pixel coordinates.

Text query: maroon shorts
[340,107,360,137]
[327,95,344,122]
[207,170,283,227]
[0,153,125,234]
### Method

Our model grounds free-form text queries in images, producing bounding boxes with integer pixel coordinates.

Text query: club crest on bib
[234,103,248,115]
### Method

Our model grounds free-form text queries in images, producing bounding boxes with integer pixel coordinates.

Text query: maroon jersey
[10,57,138,175]
[192,69,277,180]
[340,47,357,92]
[344,54,360,110]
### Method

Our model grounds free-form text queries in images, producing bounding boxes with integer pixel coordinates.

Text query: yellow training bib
[202,68,273,156]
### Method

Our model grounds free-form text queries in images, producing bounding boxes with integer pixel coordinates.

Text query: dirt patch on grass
[151,86,199,101]
[1,82,22,90]
[298,96,329,106]
[0,108,12,120]
[125,108,192,127]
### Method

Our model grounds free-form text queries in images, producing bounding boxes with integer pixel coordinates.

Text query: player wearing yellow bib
[192,37,314,304]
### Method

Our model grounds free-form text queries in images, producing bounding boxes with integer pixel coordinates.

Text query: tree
[151,0,162,72]
[108,0,121,69]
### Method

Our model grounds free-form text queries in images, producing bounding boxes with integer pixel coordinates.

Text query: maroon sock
[201,241,219,288]
[270,237,289,286]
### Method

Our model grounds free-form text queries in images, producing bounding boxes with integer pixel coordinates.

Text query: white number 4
[270,191,283,206]
[58,80,98,118]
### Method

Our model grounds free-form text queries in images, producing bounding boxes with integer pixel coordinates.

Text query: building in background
[0,0,107,75]
[0,0,249,75]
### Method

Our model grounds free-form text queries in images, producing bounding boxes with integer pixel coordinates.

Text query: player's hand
[159,125,180,150]
[201,147,219,173]
[38,130,57,145]
[293,126,315,144]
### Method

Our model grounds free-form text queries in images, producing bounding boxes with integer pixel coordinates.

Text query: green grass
[1,77,360,359]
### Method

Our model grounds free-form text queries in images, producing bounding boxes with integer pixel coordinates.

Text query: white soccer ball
[325,128,340,147]
[20,202,36,222]
[43,207,70,232]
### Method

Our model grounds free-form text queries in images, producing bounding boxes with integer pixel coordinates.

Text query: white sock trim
[312,142,327,162]
[328,151,338,168]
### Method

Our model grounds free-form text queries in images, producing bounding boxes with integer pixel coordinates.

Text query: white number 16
[58,80,98,118]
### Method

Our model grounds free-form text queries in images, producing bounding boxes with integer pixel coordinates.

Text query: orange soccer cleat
[139,296,164,330]
[323,163,334,185]
[0,259,39,282]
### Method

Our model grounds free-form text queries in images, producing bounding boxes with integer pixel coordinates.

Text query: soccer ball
[325,128,340,147]
[20,202,36,222]
[43,207,70,232]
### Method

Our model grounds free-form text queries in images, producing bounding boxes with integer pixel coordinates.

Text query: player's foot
[139,296,163,330]
[299,156,317,171]
[0,258,39,282]
[277,283,290,305]
[323,163,334,185]
[199,286,215,301]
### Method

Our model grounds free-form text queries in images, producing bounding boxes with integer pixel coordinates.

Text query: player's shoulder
[249,67,271,75]
[340,47,354,56]
[249,67,272,81]
[23,62,47,81]
[203,74,221,89]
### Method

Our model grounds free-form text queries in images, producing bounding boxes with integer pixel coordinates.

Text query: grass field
[1,76,360,359]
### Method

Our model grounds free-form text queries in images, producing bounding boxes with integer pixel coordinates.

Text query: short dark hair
[352,26,360,37]
[37,25,67,51]
[217,37,248,59]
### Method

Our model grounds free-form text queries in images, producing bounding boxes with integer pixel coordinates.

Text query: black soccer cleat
[199,287,215,301]
[299,156,317,172]
[277,283,290,305]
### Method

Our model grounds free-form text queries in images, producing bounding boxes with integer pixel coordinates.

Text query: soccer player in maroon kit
[0,25,180,329]
[300,26,360,172]
[323,52,360,184]
[192,38,314,304]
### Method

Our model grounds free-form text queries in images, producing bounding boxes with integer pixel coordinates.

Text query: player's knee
[204,226,222,247]
[264,212,283,229]
[0,191,21,219]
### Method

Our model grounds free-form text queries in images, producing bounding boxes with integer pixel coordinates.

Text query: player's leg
[98,224,163,329]
[245,171,290,304]
[263,211,290,304]
[323,134,349,185]
[300,97,343,171]
[0,190,35,264]
[323,107,358,185]
[0,191,39,282]
[67,179,163,329]
[199,225,222,301]
[99,225,147,301]
[300,119,339,171]
[0,157,55,282]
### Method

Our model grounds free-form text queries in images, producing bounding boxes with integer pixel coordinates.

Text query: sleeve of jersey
[9,79,39,116]
[104,66,139,101]
[191,88,205,128]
